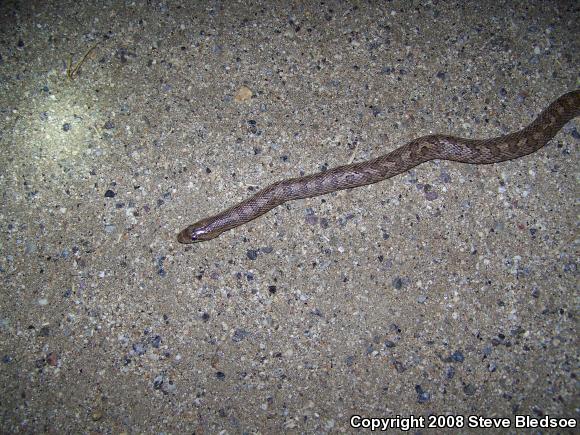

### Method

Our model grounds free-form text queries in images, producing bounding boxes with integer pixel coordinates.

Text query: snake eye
[190,227,209,243]
[178,227,200,244]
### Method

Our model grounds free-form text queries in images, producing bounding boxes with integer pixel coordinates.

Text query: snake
[178,90,579,244]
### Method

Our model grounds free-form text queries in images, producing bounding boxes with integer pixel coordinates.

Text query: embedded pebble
[232,329,250,342]
[234,86,253,102]
[246,249,258,260]
[451,351,465,362]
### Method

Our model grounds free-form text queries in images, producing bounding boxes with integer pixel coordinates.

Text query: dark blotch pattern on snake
[178,90,579,244]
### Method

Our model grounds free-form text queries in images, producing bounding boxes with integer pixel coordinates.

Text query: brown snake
[178,90,579,244]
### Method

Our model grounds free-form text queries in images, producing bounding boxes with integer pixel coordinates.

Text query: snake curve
[178,90,579,244]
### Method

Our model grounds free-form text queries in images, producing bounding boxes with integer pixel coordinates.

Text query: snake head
[177,218,220,244]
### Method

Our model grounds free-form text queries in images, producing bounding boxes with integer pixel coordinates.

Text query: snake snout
[177,228,195,244]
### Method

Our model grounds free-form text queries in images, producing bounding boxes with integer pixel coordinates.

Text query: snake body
[178,90,579,244]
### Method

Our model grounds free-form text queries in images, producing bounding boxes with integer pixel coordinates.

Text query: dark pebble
[446,366,455,379]
[338,213,355,227]
[153,375,163,389]
[232,329,250,342]
[439,172,451,183]
[510,326,524,337]
[104,120,115,129]
[392,277,403,290]
[151,335,161,348]
[389,324,401,333]
[384,340,396,348]
[415,385,431,403]
[62,123,71,131]
[201,312,210,321]
[563,262,576,273]
[425,190,438,201]
[247,120,258,134]
[104,189,116,198]
[451,350,464,362]
[268,285,277,294]
[463,384,477,395]
[216,371,225,380]
[132,343,146,356]
[246,249,258,260]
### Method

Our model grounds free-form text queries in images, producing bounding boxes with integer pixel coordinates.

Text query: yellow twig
[67,41,100,80]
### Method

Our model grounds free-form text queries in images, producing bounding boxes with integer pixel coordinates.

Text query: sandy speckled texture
[0,0,578,433]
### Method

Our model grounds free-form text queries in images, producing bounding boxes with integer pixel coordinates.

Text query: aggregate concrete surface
[0,0,578,433]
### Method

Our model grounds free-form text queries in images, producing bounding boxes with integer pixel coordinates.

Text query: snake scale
[178,90,579,244]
